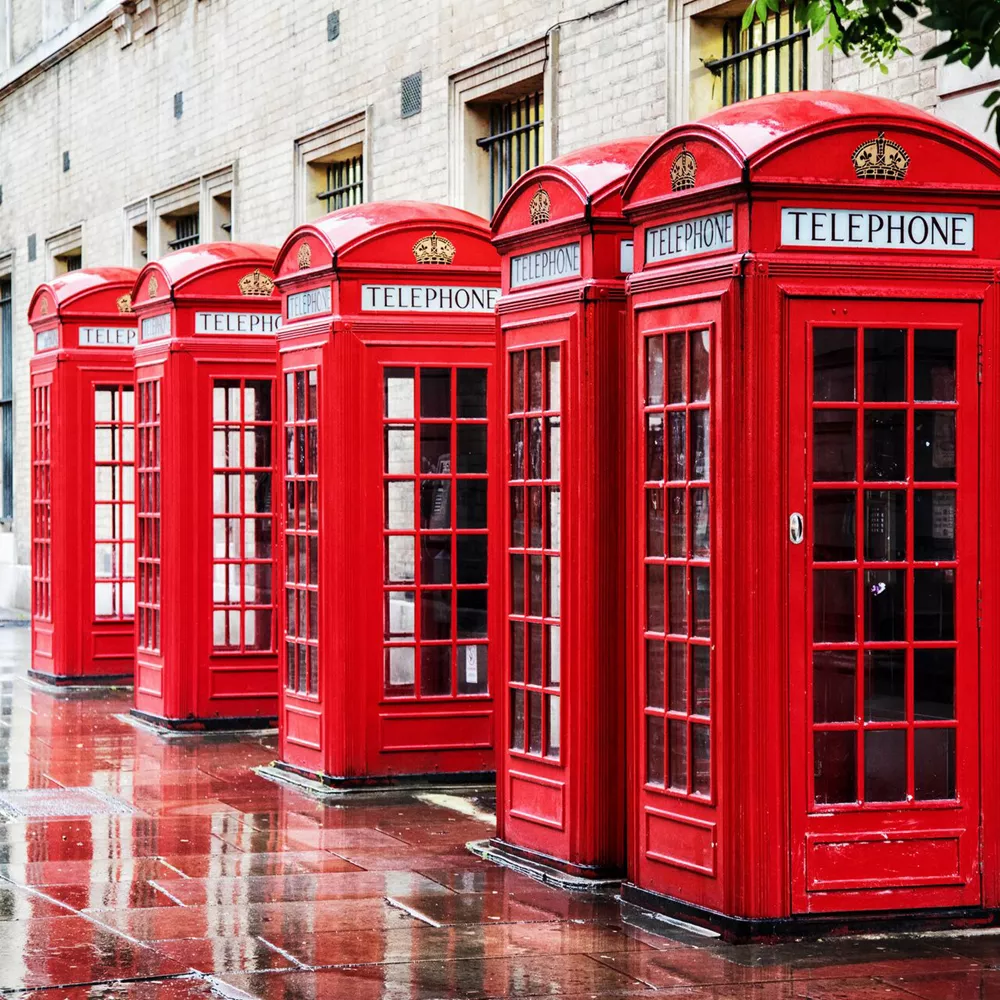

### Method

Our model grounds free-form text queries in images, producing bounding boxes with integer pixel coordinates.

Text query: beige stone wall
[0,0,668,602]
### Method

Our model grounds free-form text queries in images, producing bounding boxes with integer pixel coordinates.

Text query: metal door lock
[789,512,804,545]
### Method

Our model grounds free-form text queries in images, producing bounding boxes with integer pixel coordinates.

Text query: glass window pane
[528,555,543,617]
[385,368,415,418]
[814,650,856,723]
[509,420,524,480]
[914,330,956,401]
[864,729,907,802]
[420,368,451,418]
[421,534,451,584]
[646,488,665,558]
[667,333,686,404]
[547,488,561,550]
[547,556,560,617]
[914,728,956,800]
[421,480,450,530]
[547,625,560,686]
[387,536,414,583]
[668,719,688,791]
[420,645,452,696]
[457,481,487,529]
[813,490,855,561]
[914,411,956,481]
[386,481,414,530]
[692,724,710,795]
[528,690,543,753]
[691,488,709,558]
[420,590,452,642]
[864,490,906,562]
[457,588,487,638]
[528,349,543,411]
[814,731,857,804]
[669,566,688,636]
[527,418,542,480]
[668,412,686,481]
[646,414,664,482]
[864,569,905,642]
[914,568,955,641]
[691,410,709,481]
[914,490,955,562]
[915,648,955,721]
[646,715,664,786]
[457,369,487,418]
[864,650,906,721]
[387,646,415,694]
[646,335,664,406]
[668,642,686,712]
[546,694,561,758]
[510,621,524,683]
[691,567,710,638]
[546,418,560,479]
[814,569,855,642]
[385,427,414,474]
[645,564,664,633]
[510,554,524,615]
[646,640,664,709]
[457,535,487,584]
[457,425,487,474]
[510,487,525,547]
[546,347,561,411]
[510,688,525,749]
[864,411,906,481]
[813,328,856,402]
[385,591,415,639]
[690,330,710,403]
[527,621,543,686]
[864,328,906,402]
[814,411,856,482]
[667,488,685,558]
[510,352,525,413]
[692,645,710,716]
[421,423,451,473]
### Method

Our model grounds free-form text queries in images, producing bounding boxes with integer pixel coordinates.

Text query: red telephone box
[484,141,651,882]
[130,243,282,729]
[270,202,501,786]
[621,91,1000,938]
[28,268,139,685]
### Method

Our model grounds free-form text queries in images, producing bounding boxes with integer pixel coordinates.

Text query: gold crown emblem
[297,242,312,269]
[116,293,133,314]
[238,269,275,297]
[39,297,48,316]
[412,232,456,265]
[853,132,909,181]
[529,186,550,225]
[670,147,697,192]
[148,275,159,297]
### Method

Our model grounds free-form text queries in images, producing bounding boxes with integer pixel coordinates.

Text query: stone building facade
[0,0,993,607]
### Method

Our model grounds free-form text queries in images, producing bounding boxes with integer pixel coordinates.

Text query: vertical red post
[129,244,282,729]
[269,202,501,787]
[485,142,651,882]
[27,269,139,685]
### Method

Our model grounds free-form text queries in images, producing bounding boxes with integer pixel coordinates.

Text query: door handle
[789,512,804,545]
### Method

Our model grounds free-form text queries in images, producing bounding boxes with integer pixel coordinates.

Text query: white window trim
[294,110,369,225]
[666,0,829,127]
[124,198,149,269]
[448,35,557,217]
[140,165,234,260]
[45,225,83,279]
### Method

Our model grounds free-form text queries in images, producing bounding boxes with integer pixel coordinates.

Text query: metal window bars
[167,213,200,250]
[477,91,544,216]
[705,3,809,106]
[317,155,364,214]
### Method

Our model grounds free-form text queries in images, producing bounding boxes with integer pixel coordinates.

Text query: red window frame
[211,378,276,653]
[284,368,319,696]
[642,327,712,800]
[31,383,52,621]
[136,378,162,653]
[94,384,135,620]
[507,346,562,760]
[381,365,491,701]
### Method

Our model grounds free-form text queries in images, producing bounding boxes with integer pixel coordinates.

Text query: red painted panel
[379,711,492,752]
[645,807,716,876]
[508,769,565,830]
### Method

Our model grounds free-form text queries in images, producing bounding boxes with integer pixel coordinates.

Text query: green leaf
[755,0,769,21]
[741,2,756,31]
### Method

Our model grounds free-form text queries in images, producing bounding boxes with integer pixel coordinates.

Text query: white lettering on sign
[194,312,282,334]
[620,239,634,274]
[781,208,974,251]
[510,243,581,289]
[140,313,171,341]
[645,211,734,263]
[362,284,499,313]
[465,645,479,686]
[79,326,136,347]
[35,329,58,352]
[286,286,332,320]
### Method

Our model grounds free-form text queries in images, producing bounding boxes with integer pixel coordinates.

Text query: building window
[212,379,275,652]
[47,227,83,278]
[315,148,364,214]
[508,347,561,759]
[165,210,199,250]
[295,113,368,223]
[477,91,544,215]
[0,278,11,521]
[704,2,808,106]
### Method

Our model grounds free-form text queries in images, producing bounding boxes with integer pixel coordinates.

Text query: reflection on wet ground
[0,627,998,997]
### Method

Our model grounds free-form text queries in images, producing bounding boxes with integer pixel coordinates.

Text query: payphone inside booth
[28,269,139,685]
[270,202,501,788]
[483,140,652,884]
[130,244,282,729]
[621,91,1000,938]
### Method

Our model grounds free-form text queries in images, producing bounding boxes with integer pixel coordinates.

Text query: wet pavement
[0,628,998,997]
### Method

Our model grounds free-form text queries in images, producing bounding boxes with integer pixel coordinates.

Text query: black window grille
[167,213,199,250]
[63,254,82,273]
[477,91,544,215]
[317,155,364,213]
[705,3,808,106]
[1,279,12,520]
